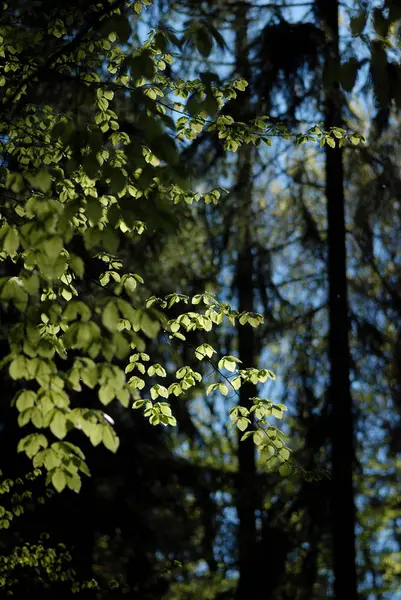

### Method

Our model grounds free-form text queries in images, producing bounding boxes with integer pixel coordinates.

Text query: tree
[230,4,258,598]
[144,0,401,597]
[1,2,368,599]
[317,1,357,597]
[2,0,319,491]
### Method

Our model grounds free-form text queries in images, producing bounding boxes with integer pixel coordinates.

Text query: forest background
[1,0,401,599]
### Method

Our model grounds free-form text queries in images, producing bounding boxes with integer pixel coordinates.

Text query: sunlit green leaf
[102,425,119,452]
[52,468,66,492]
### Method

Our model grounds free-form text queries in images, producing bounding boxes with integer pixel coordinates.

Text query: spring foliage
[0,0,365,497]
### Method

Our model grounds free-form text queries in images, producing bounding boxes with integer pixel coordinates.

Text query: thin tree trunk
[233,3,258,598]
[235,212,257,599]
[320,1,358,597]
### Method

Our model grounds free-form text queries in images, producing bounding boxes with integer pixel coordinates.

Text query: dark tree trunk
[319,1,358,597]
[233,4,258,599]
[235,220,258,599]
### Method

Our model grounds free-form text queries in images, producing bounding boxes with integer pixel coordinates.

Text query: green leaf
[42,236,63,260]
[237,417,250,432]
[116,387,130,407]
[148,364,167,377]
[123,276,137,293]
[81,364,98,389]
[195,343,215,360]
[132,399,145,409]
[16,391,36,412]
[88,424,103,446]
[44,449,61,470]
[50,412,67,439]
[279,447,290,462]
[66,472,82,493]
[9,356,26,380]
[18,409,33,427]
[219,383,228,396]
[218,356,240,372]
[150,384,168,400]
[31,407,43,428]
[102,425,119,452]
[231,376,241,390]
[168,383,182,397]
[52,468,66,492]
[233,78,248,91]
[206,383,220,395]
[102,301,120,333]
[272,407,283,419]
[260,444,275,458]
[30,169,52,193]
[140,312,160,338]
[239,314,248,325]
[99,385,115,405]
[70,255,85,278]
[128,376,145,390]
[3,227,19,255]
[17,433,48,458]
[253,430,265,445]
[160,403,172,416]
[279,464,292,476]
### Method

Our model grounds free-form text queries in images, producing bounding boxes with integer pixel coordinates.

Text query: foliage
[0,468,122,595]
[0,0,365,493]
[4,0,401,598]
[139,0,401,597]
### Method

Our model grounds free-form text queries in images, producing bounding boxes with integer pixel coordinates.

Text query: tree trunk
[233,3,258,598]
[235,215,258,600]
[320,1,358,597]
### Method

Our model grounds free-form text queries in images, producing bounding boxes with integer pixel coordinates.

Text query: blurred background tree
[2,1,401,599]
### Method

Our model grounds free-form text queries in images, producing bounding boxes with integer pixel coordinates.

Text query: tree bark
[233,3,258,598]
[320,1,358,597]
